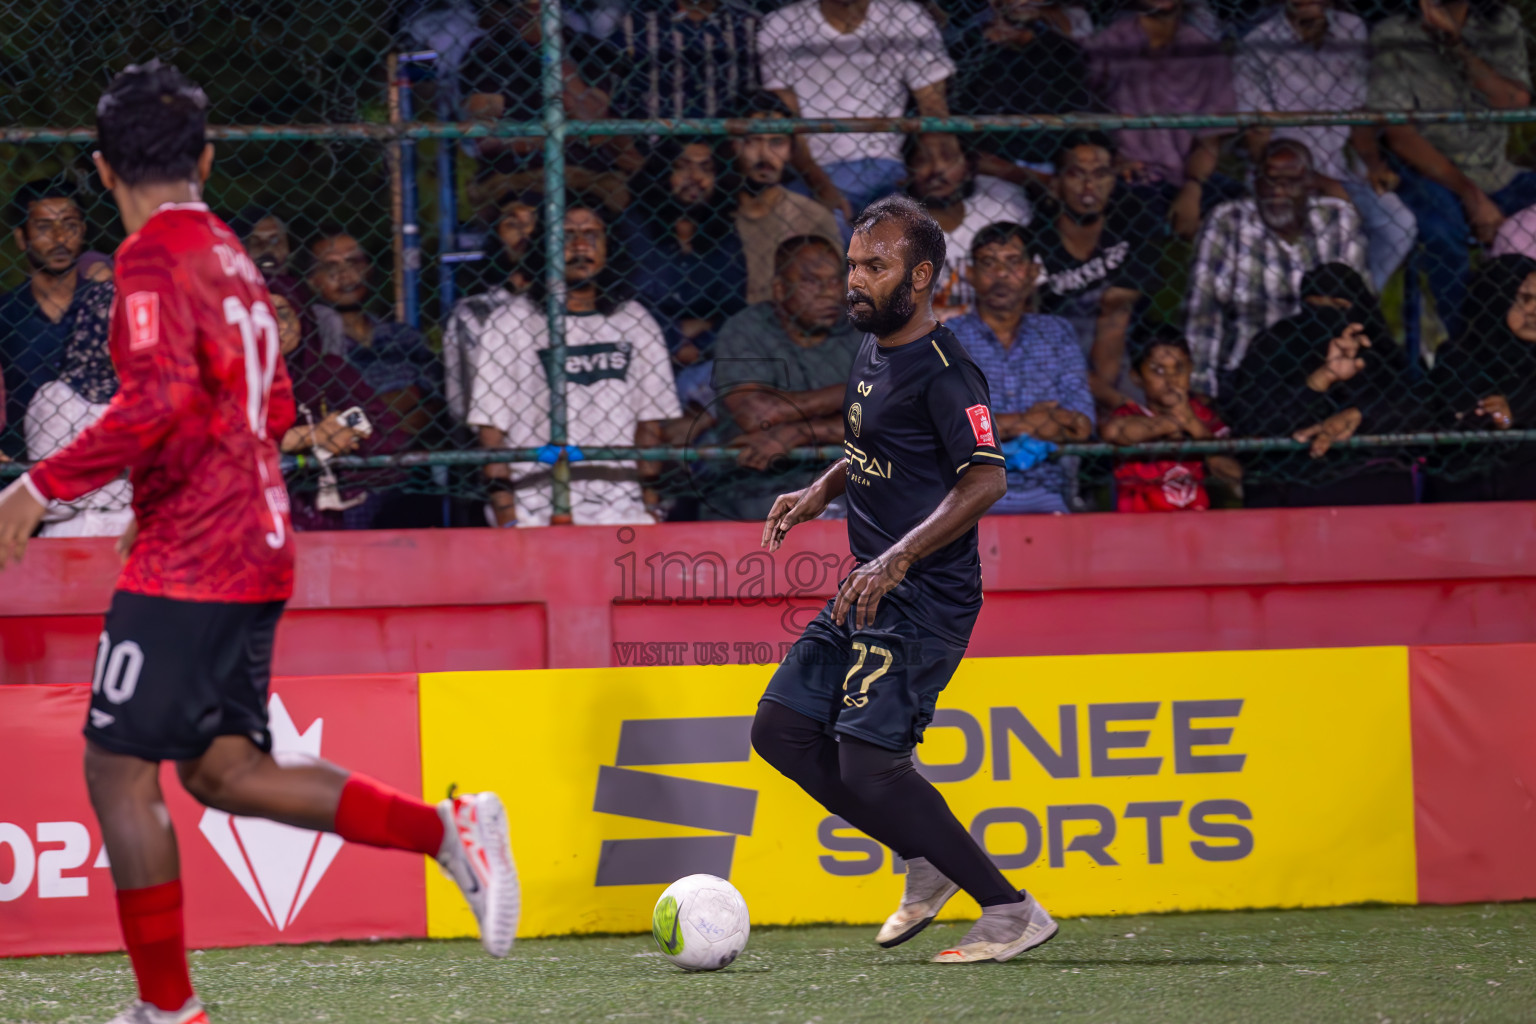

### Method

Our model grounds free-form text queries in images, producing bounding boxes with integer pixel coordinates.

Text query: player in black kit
[751,194,1057,964]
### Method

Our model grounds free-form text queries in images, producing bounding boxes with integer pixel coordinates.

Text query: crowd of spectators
[8,0,1536,530]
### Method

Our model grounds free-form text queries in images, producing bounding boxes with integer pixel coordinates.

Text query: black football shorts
[83,591,285,761]
[761,575,978,752]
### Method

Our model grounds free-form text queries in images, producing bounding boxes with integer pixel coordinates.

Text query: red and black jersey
[27,204,296,602]
[1110,399,1228,513]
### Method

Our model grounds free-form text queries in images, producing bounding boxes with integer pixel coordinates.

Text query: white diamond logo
[199,694,344,930]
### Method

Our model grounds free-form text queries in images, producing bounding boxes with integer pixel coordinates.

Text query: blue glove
[535,444,586,464]
[1000,436,1057,472]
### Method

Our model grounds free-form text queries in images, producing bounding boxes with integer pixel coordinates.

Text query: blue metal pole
[398,63,421,329]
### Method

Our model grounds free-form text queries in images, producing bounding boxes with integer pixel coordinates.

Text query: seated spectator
[1025,131,1162,410]
[617,138,748,408]
[23,277,129,537]
[949,221,1093,514]
[1186,139,1369,398]
[1236,0,1416,292]
[229,206,299,289]
[1101,329,1241,511]
[443,194,542,426]
[1370,0,1533,339]
[903,133,1033,319]
[947,0,1093,183]
[1086,0,1241,239]
[461,0,638,215]
[732,92,844,305]
[757,0,954,222]
[611,0,761,121]
[1428,255,1536,501]
[703,235,864,521]
[1229,262,1417,507]
[469,200,682,526]
[0,179,91,459]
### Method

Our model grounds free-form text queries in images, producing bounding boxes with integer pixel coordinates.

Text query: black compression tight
[751,700,1022,907]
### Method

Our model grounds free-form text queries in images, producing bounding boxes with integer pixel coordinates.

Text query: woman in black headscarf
[1228,262,1420,507]
[1427,254,1536,501]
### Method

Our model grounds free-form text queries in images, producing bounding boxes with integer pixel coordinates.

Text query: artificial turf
[2,902,1532,1023]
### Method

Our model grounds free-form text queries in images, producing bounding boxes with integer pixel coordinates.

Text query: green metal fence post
[541,0,572,523]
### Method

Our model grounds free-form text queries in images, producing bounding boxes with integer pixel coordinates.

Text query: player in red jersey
[0,63,519,1024]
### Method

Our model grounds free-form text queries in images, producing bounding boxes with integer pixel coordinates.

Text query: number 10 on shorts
[842,642,893,708]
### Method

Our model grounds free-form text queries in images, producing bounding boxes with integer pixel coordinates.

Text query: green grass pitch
[3,903,1532,1023]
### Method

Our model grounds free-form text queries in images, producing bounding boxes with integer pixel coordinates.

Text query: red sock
[334,774,445,855]
[116,880,194,1012]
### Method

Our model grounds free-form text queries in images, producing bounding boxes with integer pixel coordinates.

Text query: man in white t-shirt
[903,132,1033,318]
[757,0,954,223]
[469,201,682,526]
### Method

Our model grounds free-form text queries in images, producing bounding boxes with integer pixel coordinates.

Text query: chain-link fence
[5,0,1536,532]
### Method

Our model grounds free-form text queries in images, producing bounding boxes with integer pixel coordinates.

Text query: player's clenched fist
[832,550,914,631]
[0,476,46,568]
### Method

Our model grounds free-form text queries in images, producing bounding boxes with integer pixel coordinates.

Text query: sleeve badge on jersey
[126,292,160,351]
[965,404,997,448]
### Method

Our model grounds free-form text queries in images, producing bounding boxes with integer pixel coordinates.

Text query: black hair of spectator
[1053,129,1117,171]
[969,220,1030,260]
[1129,324,1192,372]
[773,234,842,277]
[299,223,359,275]
[1262,137,1315,172]
[525,192,634,316]
[228,204,284,241]
[633,137,739,253]
[737,90,793,120]
[95,60,208,187]
[11,178,79,230]
[851,194,947,281]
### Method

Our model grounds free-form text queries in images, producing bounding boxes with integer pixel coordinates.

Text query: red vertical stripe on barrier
[1411,644,1536,905]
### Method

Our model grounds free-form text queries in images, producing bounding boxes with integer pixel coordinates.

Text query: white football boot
[932,891,1058,963]
[876,857,961,948]
[436,791,521,957]
[104,998,209,1024]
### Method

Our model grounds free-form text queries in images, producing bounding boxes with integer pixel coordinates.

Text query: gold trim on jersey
[930,339,950,366]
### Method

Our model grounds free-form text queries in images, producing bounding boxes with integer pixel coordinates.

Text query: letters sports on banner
[0,676,426,956]
[420,648,1417,939]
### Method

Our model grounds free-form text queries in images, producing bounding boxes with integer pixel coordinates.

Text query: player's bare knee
[178,748,262,811]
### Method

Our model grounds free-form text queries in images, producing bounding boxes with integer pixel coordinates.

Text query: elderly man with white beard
[1184,139,1369,398]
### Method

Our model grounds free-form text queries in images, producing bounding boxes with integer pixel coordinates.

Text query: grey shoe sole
[879,912,939,949]
[992,917,1060,963]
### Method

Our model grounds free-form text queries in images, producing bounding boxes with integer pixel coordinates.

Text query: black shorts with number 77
[760,575,977,752]
[84,591,285,762]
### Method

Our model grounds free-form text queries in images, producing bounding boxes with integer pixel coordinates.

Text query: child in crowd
[1101,329,1242,511]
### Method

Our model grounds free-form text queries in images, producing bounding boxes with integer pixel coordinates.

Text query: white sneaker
[932,891,1058,963]
[876,857,961,948]
[436,791,520,957]
[104,998,209,1024]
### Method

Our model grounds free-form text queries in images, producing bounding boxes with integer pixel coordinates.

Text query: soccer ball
[651,873,750,971]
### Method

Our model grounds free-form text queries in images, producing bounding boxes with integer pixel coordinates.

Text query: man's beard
[26,248,77,278]
[739,163,782,195]
[911,175,974,211]
[848,272,917,336]
[1061,202,1103,226]
[1259,197,1302,233]
[331,302,365,313]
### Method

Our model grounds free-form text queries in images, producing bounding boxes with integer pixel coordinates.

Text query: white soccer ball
[651,873,750,971]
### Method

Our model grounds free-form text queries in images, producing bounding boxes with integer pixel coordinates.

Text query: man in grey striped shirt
[611,0,761,121]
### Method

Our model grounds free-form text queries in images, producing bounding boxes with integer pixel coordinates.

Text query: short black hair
[96,60,209,187]
[970,220,1030,260]
[11,178,80,231]
[1130,325,1192,371]
[851,193,947,281]
[773,233,842,276]
[1053,129,1117,171]
[738,90,793,119]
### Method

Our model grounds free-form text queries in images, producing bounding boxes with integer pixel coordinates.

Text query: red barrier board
[0,675,427,956]
[1410,643,1536,905]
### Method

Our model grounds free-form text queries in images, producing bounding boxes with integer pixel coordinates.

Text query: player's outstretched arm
[832,463,1007,631]
[762,458,848,552]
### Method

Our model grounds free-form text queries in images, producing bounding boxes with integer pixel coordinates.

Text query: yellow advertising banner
[420,647,1416,939]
